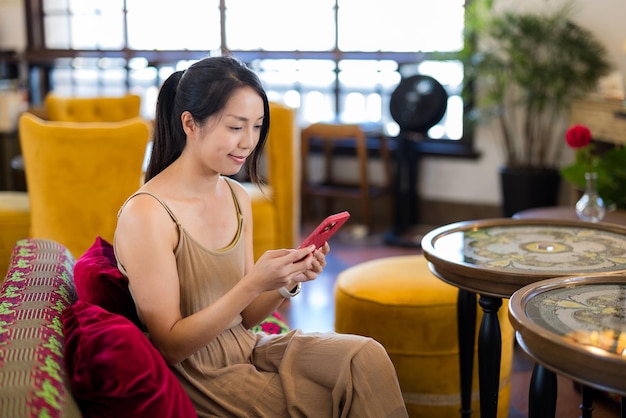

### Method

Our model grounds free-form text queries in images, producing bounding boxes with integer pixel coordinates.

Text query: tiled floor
[278,224,622,417]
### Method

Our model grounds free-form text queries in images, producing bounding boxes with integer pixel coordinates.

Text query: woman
[114,55,408,417]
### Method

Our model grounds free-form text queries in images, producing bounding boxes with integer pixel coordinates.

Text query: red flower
[565,125,592,149]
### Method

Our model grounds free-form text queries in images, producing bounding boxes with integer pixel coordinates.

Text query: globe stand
[383,134,423,247]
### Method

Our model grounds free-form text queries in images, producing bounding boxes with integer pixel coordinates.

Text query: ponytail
[145,70,185,182]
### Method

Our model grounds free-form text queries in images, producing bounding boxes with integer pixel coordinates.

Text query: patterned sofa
[0,238,288,417]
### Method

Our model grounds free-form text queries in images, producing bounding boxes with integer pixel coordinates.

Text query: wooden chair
[300,123,392,233]
[18,112,150,258]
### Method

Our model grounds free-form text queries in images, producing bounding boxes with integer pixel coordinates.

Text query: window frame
[22,0,478,158]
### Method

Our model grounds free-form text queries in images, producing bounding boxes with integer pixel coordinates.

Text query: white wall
[0,0,26,51]
[1,0,625,207]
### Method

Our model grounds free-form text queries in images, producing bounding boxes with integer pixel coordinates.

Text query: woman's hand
[239,242,330,328]
[242,242,330,293]
[242,245,316,293]
[296,241,329,282]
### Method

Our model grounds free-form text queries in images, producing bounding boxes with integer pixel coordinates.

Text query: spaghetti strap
[223,177,243,218]
[118,191,182,227]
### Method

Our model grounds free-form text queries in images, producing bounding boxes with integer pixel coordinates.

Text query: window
[24,0,473,153]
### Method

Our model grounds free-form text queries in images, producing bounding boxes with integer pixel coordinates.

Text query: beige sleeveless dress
[117,179,408,418]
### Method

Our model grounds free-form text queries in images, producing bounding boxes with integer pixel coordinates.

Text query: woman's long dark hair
[146,55,270,186]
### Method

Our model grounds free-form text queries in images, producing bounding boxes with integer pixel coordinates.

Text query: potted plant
[464,0,611,216]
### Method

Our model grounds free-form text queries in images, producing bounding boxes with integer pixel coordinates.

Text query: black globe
[389,75,448,134]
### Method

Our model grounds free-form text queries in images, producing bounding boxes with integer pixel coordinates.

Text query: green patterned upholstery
[0,239,81,417]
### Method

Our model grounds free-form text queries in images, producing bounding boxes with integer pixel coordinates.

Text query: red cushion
[73,236,142,328]
[62,300,197,418]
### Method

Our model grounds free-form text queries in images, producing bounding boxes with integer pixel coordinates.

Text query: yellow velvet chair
[44,93,142,122]
[18,112,150,259]
[242,102,300,260]
[1,94,143,272]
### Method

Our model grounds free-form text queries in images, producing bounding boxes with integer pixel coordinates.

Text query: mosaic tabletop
[526,282,626,356]
[430,223,626,274]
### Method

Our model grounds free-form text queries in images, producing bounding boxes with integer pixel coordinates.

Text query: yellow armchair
[18,112,150,258]
[44,93,142,122]
[243,102,300,260]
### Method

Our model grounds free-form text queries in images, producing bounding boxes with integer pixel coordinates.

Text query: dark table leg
[477,295,502,418]
[580,385,594,418]
[457,289,477,418]
[621,396,626,418]
[528,363,557,418]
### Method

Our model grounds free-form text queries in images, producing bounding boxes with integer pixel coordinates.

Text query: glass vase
[575,172,606,223]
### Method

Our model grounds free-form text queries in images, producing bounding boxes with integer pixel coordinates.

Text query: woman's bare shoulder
[115,190,179,265]
[119,191,167,219]
[117,189,179,242]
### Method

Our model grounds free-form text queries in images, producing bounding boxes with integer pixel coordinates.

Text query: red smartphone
[298,211,351,249]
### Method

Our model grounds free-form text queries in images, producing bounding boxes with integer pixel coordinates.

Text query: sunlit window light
[39,0,467,141]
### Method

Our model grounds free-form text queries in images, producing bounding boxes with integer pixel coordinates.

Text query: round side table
[421,218,626,418]
[510,274,626,418]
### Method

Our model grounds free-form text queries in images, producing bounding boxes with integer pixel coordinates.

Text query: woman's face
[193,86,265,177]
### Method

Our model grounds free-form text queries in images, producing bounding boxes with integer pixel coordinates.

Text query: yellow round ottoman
[0,192,30,278]
[334,255,513,418]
